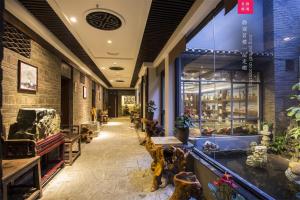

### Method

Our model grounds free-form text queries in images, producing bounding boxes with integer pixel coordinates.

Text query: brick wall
[1,41,61,138]
[72,69,104,125]
[273,0,300,134]
[72,68,92,125]
[96,84,103,111]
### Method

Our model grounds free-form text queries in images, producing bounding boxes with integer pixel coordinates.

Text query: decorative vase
[147,112,154,120]
[176,128,189,145]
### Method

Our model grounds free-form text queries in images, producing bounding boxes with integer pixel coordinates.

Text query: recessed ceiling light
[107,52,119,56]
[107,40,112,44]
[113,62,117,65]
[110,80,114,82]
[101,67,106,70]
[70,17,77,23]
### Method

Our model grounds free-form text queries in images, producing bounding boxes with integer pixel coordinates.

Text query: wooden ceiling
[18,0,195,88]
[130,0,195,87]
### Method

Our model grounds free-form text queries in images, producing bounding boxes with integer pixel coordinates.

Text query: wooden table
[64,134,81,166]
[151,136,183,147]
[2,156,42,200]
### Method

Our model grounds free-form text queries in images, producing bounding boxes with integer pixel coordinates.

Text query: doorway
[108,90,118,118]
[160,71,165,127]
[92,81,96,108]
[61,76,72,126]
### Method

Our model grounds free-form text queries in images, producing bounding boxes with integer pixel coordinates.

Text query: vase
[147,112,154,120]
[176,128,189,145]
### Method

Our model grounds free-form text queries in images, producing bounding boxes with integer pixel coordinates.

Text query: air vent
[86,11,122,30]
[109,66,124,71]
[115,80,125,83]
[3,22,31,58]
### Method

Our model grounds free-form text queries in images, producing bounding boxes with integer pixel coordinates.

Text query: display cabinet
[180,70,260,136]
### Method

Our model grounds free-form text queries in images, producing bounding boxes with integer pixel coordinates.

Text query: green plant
[269,136,286,154]
[261,121,274,131]
[146,100,157,113]
[175,112,193,129]
[286,82,300,155]
[287,82,300,121]
[133,104,140,113]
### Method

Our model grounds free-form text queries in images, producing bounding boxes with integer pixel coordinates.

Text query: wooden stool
[169,172,202,200]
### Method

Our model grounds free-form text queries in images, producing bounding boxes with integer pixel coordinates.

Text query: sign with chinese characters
[238,0,254,14]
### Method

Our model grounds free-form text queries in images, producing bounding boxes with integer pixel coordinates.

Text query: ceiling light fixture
[69,17,77,23]
[107,52,119,56]
[109,66,124,71]
[107,40,112,44]
[101,67,106,70]
[113,62,117,65]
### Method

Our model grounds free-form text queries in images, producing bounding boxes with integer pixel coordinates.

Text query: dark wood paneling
[0,0,4,197]
[108,90,118,118]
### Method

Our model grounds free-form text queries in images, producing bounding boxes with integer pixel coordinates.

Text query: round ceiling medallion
[109,66,124,71]
[115,80,125,82]
[86,11,122,30]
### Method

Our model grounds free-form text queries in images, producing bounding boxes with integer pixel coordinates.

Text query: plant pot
[175,128,189,145]
[147,112,154,120]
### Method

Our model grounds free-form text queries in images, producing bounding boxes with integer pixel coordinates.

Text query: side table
[2,156,42,200]
[64,134,81,166]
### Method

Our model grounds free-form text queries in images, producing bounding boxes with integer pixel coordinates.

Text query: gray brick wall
[1,41,61,138]
[72,69,103,125]
[72,68,92,126]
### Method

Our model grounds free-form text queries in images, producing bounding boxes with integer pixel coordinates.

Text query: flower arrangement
[208,172,240,200]
[146,100,157,113]
[175,109,194,129]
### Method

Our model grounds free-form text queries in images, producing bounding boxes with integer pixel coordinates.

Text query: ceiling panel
[18,0,195,88]
[17,0,111,87]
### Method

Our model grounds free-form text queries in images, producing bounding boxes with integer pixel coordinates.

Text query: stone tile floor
[41,117,174,200]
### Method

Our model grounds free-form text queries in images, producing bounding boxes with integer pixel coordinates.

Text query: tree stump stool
[147,144,190,192]
[80,127,93,143]
[169,172,202,200]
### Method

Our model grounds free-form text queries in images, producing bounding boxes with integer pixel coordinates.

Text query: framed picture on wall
[83,86,87,99]
[18,60,38,93]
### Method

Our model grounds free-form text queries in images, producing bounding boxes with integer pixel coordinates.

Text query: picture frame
[83,86,87,99]
[18,60,38,93]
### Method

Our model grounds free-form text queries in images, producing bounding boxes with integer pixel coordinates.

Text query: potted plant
[146,100,157,120]
[175,110,193,145]
[286,82,300,158]
[284,83,300,182]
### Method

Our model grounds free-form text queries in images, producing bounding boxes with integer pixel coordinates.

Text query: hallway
[41,118,173,200]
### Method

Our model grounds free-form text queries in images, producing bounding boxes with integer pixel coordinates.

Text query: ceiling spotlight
[107,40,112,44]
[69,17,77,23]
[101,67,106,70]
[113,62,117,65]
[110,80,114,82]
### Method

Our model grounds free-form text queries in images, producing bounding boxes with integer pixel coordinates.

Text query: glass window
[177,0,300,199]
[180,69,260,137]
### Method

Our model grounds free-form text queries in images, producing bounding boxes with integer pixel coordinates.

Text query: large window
[177,0,268,138]
[181,68,260,137]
